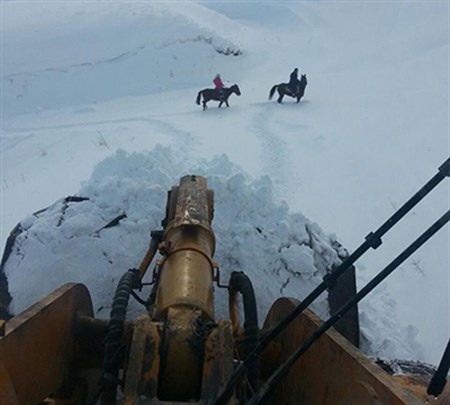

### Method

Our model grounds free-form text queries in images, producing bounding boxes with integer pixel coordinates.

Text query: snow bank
[2,146,423,361]
[3,146,336,320]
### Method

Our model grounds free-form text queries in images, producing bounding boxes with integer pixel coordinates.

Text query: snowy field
[1,1,449,367]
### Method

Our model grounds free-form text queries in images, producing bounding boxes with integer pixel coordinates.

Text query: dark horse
[196,84,241,110]
[269,74,307,104]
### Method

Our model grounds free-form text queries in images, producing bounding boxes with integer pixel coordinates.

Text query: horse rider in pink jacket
[213,74,225,100]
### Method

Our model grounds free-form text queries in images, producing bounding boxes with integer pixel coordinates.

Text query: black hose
[229,271,260,393]
[101,268,139,404]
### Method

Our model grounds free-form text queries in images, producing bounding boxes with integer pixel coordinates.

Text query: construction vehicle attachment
[1,162,449,404]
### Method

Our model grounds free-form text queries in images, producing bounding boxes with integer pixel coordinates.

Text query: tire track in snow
[0,134,35,153]
[2,115,199,165]
[3,46,146,82]
[3,111,198,134]
[250,104,293,198]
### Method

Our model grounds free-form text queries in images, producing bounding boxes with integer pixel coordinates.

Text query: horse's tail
[196,91,202,105]
[269,85,278,100]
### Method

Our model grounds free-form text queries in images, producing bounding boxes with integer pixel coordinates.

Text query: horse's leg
[218,101,223,108]
[225,100,229,107]
[277,88,283,103]
[203,101,207,110]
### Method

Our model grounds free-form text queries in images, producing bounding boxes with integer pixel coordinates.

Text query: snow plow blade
[0,287,444,405]
[0,283,94,405]
[260,297,449,404]
[0,174,448,404]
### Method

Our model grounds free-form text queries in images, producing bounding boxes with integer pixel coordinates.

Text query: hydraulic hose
[101,268,139,404]
[229,271,260,392]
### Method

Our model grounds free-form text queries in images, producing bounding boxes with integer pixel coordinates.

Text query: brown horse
[269,74,307,104]
[196,84,241,110]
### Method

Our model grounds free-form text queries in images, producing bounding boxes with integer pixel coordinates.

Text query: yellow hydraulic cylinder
[154,175,216,401]
[155,175,215,320]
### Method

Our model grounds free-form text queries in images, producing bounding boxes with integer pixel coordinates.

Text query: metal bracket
[213,267,229,289]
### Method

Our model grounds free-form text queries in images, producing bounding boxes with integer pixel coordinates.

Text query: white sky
[1,1,449,367]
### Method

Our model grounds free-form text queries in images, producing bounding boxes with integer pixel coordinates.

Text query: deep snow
[1,1,449,367]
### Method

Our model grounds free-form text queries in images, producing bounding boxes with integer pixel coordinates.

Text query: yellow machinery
[0,174,449,404]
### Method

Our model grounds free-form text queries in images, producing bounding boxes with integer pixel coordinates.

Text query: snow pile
[2,146,424,360]
[359,283,424,360]
[3,146,336,320]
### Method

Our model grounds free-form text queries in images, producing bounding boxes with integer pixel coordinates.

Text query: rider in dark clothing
[288,68,299,94]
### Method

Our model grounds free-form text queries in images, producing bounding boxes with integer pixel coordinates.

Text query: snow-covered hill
[1,1,448,366]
